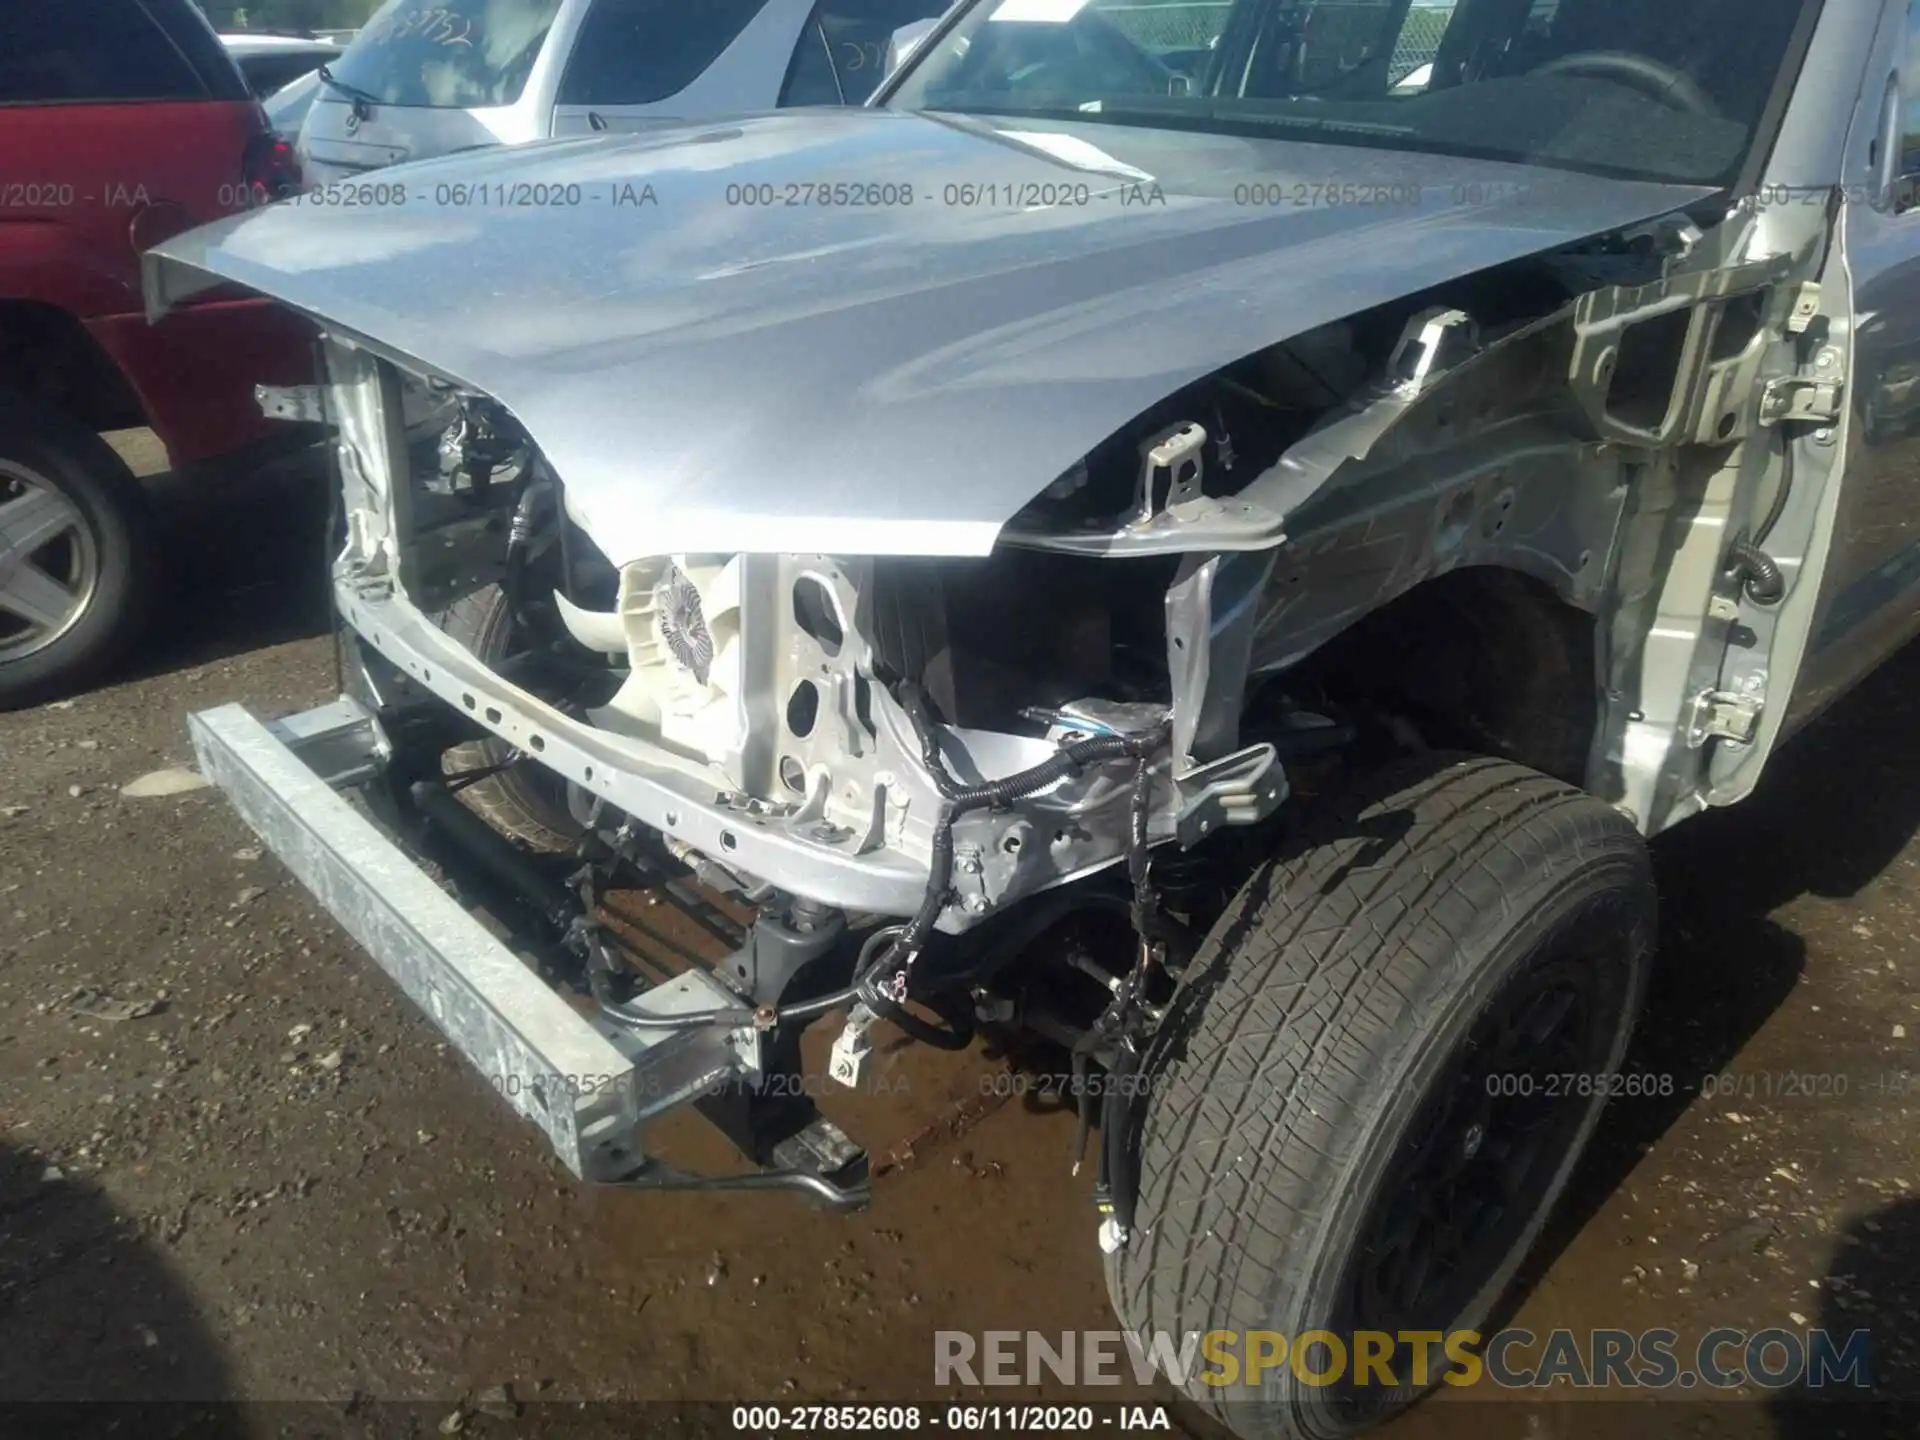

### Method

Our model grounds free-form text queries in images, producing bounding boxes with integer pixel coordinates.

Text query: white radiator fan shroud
[551,551,904,851]
[562,554,749,775]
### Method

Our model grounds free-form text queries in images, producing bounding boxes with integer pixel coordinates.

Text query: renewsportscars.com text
[935,1327,1872,1391]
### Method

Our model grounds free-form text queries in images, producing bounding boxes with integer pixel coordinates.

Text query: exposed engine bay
[219,169,1843,1215]
[386,219,1683,783]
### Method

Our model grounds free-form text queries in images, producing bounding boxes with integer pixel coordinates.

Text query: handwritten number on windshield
[368,7,475,47]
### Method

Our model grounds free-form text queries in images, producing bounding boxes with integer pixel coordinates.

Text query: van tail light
[243,132,303,204]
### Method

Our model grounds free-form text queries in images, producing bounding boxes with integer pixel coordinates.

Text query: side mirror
[884,17,940,80]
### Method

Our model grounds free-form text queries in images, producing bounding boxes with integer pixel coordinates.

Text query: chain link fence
[1097,1,1235,52]
[1390,5,1452,80]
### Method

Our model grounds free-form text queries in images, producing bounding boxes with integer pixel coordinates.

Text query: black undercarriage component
[726,901,846,1003]
[405,779,577,936]
[437,394,527,502]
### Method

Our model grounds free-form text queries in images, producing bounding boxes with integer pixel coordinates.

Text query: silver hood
[147,109,1712,563]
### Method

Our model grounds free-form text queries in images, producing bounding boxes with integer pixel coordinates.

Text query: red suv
[0,0,315,707]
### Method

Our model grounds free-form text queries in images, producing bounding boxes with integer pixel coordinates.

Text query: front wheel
[1109,754,1655,1439]
[0,396,154,709]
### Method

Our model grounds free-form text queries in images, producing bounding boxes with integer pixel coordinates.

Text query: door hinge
[1759,375,1844,427]
[1758,285,1843,425]
[1687,689,1764,747]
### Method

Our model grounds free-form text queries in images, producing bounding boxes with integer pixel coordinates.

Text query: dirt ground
[6,447,1920,1439]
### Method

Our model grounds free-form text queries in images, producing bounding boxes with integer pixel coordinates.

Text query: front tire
[0,396,154,709]
[1109,754,1655,1438]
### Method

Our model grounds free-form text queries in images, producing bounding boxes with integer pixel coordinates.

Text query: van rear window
[323,0,563,109]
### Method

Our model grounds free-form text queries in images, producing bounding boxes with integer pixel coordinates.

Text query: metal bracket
[1568,252,1798,447]
[1388,308,1479,397]
[770,1115,865,1182]
[1172,742,1288,846]
[952,841,994,916]
[1760,374,1845,427]
[255,383,327,424]
[1129,422,1208,528]
[828,1004,877,1089]
[264,698,387,787]
[1785,281,1823,335]
[727,908,845,1010]
[1687,689,1764,747]
[1165,550,1275,767]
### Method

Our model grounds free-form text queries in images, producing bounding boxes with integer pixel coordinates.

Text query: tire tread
[435,586,581,853]
[1110,754,1653,1433]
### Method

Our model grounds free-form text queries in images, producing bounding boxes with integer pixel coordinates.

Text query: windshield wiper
[316,65,380,121]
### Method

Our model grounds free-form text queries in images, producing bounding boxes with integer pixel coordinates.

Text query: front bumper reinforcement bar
[188,698,868,1206]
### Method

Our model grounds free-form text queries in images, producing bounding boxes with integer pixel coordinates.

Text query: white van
[297,0,946,183]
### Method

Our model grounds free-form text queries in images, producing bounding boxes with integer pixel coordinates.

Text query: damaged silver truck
[141,0,1920,1431]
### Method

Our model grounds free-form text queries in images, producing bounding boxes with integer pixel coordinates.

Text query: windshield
[885,0,1814,187]
[323,0,563,109]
